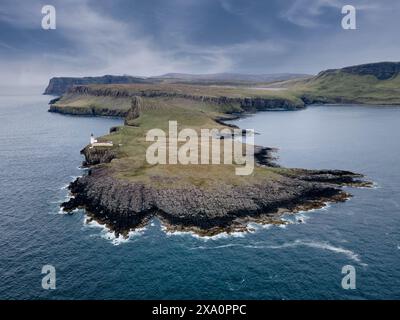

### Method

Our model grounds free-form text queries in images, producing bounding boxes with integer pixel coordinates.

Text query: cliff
[44,75,153,96]
[292,61,400,105]
[49,83,305,117]
[44,73,312,96]
[319,62,400,80]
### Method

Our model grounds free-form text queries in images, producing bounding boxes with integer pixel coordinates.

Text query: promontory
[48,62,398,236]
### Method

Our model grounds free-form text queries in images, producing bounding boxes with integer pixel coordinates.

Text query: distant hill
[154,72,311,83]
[44,75,152,96]
[319,62,400,80]
[292,62,400,105]
[45,62,400,105]
[44,73,312,95]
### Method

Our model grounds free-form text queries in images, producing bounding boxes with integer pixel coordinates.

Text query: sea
[0,86,399,299]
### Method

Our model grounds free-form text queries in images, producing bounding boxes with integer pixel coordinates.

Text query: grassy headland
[55,81,370,236]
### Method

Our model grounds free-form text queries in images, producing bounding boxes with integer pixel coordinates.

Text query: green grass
[54,94,132,111]
[54,89,292,189]
[53,83,304,113]
[291,71,400,104]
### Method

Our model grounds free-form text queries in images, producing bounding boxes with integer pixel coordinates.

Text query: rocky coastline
[60,106,370,237]
[62,160,369,237]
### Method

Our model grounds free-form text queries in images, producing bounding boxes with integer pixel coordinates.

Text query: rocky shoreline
[62,163,369,237]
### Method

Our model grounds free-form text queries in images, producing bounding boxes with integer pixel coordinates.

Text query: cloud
[281,0,382,28]
[3,0,284,85]
[281,0,342,27]
[0,0,237,84]
[0,0,399,86]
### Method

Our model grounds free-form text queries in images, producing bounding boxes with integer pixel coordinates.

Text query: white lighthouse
[90,133,98,145]
[89,133,113,148]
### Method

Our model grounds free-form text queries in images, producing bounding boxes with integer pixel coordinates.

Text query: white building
[90,134,113,148]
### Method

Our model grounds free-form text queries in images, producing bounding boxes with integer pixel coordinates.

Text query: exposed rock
[124,97,142,126]
[60,85,305,112]
[81,146,117,166]
[44,75,152,96]
[317,61,400,80]
[48,104,128,117]
[62,165,368,236]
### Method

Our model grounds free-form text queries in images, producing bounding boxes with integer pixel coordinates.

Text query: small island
[49,62,393,237]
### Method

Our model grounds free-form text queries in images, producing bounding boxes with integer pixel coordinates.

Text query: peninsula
[49,62,393,237]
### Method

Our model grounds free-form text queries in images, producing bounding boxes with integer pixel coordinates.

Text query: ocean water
[0,88,399,300]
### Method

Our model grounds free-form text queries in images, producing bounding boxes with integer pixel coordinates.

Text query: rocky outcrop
[81,146,117,166]
[253,146,279,167]
[62,137,370,236]
[44,75,153,96]
[124,97,142,125]
[316,61,400,80]
[48,105,129,117]
[342,62,400,80]
[62,165,368,236]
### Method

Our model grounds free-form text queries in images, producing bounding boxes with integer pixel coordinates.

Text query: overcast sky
[0,0,399,86]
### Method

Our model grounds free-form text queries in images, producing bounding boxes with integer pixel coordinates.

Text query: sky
[0,0,399,86]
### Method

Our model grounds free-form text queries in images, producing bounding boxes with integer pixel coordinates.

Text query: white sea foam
[161,225,246,241]
[83,216,146,245]
[58,207,66,215]
[49,199,63,204]
[367,181,380,189]
[266,240,366,266]
[281,212,310,225]
[247,222,272,231]
[189,243,243,250]
[60,183,70,190]
[189,239,366,266]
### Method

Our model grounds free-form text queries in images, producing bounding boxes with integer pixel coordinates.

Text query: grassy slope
[94,97,284,189]
[53,83,304,113]
[50,84,309,189]
[291,71,400,104]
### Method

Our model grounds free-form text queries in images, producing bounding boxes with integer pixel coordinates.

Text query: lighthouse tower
[90,133,97,145]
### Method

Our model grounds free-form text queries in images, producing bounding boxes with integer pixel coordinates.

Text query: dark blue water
[1,88,399,299]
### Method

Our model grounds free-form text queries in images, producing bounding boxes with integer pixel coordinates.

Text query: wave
[161,225,246,241]
[189,239,367,266]
[60,183,70,190]
[267,240,364,264]
[57,207,79,215]
[83,216,146,245]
